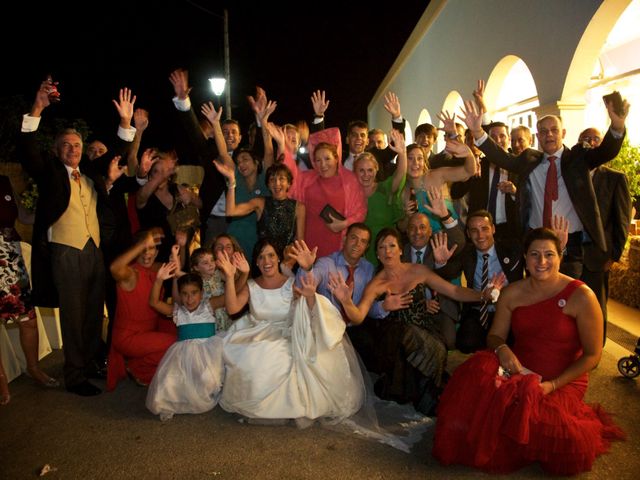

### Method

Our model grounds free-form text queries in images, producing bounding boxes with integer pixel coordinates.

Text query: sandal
[26,366,60,388]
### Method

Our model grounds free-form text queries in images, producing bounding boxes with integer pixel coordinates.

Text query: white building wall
[369,0,630,144]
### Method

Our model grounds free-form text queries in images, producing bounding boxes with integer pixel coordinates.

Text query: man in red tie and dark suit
[461,96,629,280]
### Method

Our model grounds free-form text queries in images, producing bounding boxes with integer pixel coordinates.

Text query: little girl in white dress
[146,264,224,421]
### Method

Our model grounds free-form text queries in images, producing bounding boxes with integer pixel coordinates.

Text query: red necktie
[542,156,557,228]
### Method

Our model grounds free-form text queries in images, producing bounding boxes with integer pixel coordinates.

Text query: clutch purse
[319,204,346,224]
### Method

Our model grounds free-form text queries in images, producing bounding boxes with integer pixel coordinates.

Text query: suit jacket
[174,108,225,227]
[583,166,631,271]
[401,221,466,281]
[19,131,131,307]
[402,223,466,321]
[461,241,524,293]
[478,129,625,253]
[450,158,519,227]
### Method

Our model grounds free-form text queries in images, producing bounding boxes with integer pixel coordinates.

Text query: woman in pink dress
[433,228,624,475]
[269,124,366,258]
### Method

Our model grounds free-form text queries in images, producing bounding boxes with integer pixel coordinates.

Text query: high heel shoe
[26,366,60,388]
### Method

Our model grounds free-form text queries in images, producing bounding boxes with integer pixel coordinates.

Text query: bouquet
[20,181,39,212]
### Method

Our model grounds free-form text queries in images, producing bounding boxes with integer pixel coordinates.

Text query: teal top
[177,322,216,341]
[364,175,406,265]
[415,189,458,235]
[227,168,268,262]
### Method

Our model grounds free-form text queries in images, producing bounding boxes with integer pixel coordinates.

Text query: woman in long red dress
[106,230,177,390]
[433,228,624,475]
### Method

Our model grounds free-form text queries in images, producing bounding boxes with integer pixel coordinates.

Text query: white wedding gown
[220,277,364,421]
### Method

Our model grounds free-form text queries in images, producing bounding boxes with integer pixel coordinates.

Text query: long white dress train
[220,277,364,421]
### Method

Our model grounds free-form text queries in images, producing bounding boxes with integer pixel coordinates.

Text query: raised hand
[381,290,413,311]
[388,128,406,153]
[444,138,474,159]
[383,92,402,119]
[327,271,352,303]
[133,108,149,132]
[213,159,235,180]
[606,99,630,132]
[288,240,317,271]
[232,252,250,274]
[436,110,457,136]
[264,122,285,146]
[145,228,164,250]
[32,77,57,113]
[247,86,266,115]
[138,148,156,177]
[472,79,487,114]
[107,156,127,184]
[459,100,483,135]
[431,232,458,265]
[293,271,318,299]
[201,101,223,125]
[112,88,137,126]
[259,100,277,123]
[311,90,330,117]
[157,261,178,281]
[422,185,448,218]
[215,249,236,278]
[169,69,191,99]
[489,272,506,291]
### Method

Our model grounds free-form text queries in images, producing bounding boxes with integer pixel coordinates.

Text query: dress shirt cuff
[136,176,148,186]
[474,132,488,146]
[370,300,389,319]
[172,96,191,112]
[117,126,136,142]
[312,117,324,125]
[443,219,459,229]
[393,115,403,123]
[22,114,41,132]
[609,127,624,139]
[434,262,446,269]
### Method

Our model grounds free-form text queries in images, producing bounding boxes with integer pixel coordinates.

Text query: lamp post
[209,77,226,97]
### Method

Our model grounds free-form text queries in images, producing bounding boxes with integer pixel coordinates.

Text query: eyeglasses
[580,136,601,143]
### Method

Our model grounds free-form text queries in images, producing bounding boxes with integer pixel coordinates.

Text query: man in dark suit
[19,80,136,396]
[578,128,632,337]
[457,210,524,353]
[402,210,466,349]
[451,122,519,242]
[462,98,628,279]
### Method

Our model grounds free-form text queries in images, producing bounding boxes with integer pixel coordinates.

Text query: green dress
[227,168,267,263]
[364,175,405,265]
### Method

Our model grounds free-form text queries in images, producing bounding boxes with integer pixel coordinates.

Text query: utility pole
[224,9,231,119]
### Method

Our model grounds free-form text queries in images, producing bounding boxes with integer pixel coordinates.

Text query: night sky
[3,0,428,154]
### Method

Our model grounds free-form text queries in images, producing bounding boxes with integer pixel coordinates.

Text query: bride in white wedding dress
[217,239,364,422]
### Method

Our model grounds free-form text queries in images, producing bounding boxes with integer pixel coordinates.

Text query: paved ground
[1,344,638,479]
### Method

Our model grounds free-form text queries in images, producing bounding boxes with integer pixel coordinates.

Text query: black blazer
[478,129,625,253]
[583,166,632,270]
[19,131,131,307]
[401,221,466,281]
[450,158,519,227]
[461,241,524,291]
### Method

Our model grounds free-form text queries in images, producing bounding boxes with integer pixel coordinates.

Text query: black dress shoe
[67,381,102,396]
[86,362,107,380]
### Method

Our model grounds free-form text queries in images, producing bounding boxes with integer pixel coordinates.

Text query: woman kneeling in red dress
[433,228,624,476]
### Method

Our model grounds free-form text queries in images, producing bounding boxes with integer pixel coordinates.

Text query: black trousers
[456,309,494,354]
[51,240,105,387]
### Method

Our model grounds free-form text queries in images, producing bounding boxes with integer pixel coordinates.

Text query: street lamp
[209,77,226,97]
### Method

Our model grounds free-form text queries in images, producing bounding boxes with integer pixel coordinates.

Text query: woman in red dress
[433,228,624,475]
[106,230,176,390]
